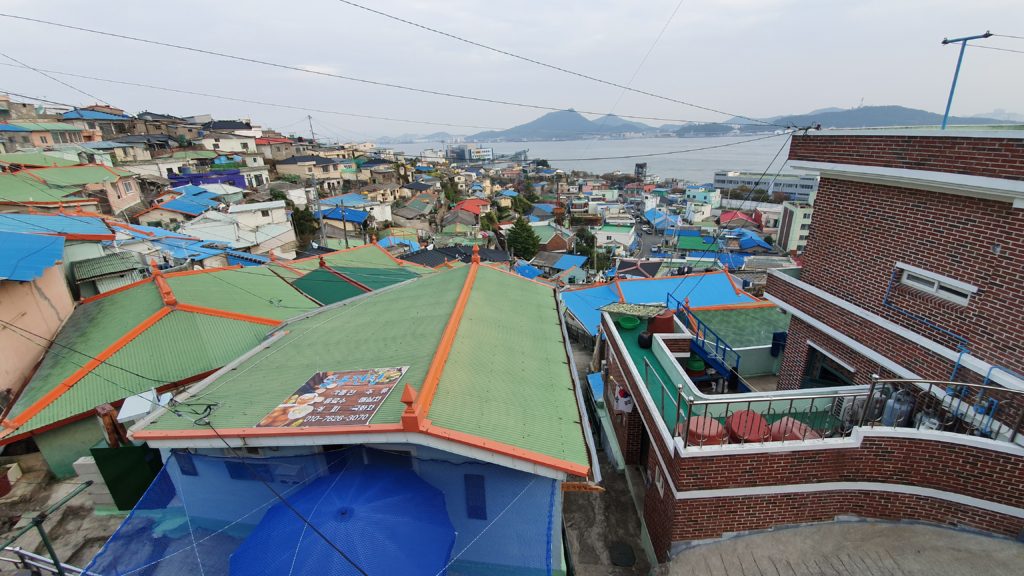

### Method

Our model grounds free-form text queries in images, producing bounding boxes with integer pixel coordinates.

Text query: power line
[970,44,1024,55]
[0,318,369,575]
[333,0,778,127]
[667,131,794,303]
[0,67,502,130]
[0,14,724,126]
[992,33,1024,40]
[543,132,790,162]
[0,49,109,106]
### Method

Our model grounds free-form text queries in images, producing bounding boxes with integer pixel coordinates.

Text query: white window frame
[895,262,977,305]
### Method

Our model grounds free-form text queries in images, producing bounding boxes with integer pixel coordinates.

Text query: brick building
[595,129,1023,563]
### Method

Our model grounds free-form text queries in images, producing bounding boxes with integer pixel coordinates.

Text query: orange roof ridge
[614,279,626,303]
[174,303,281,326]
[163,265,243,278]
[424,424,589,477]
[414,262,478,420]
[151,266,177,305]
[79,276,154,304]
[1,307,173,433]
[480,262,556,288]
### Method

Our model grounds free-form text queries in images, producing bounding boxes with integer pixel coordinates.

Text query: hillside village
[0,91,1022,576]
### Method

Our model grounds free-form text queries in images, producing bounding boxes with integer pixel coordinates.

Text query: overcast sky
[2,0,1022,138]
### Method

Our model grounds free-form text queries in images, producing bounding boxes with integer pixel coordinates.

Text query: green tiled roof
[331,265,419,290]
[290,245,434,276]
[72,252,144,281]
[322,238,366,250]
[172,150,218,160]
[691,305,791,349]
[428,266,588,467]
[292,268,366,305]
[27,165,132,187]
[8,284,165,429]
[0,173,80,203]
[0,152,78,168]
[143,267,469,432]
[532,224,560,243]
[18,311,272,433]
[676,236,719,251]
[598,224,634,234]
[8,122,81,132]
[166,267,317,321]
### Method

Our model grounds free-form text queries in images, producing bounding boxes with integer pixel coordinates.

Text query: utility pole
[940,31,992,129]
[306,115,326,248]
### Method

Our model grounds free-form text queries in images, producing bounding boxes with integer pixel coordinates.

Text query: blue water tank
[882,390,915,427]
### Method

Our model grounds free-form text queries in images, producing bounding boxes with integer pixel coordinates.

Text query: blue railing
[678,307,742,384]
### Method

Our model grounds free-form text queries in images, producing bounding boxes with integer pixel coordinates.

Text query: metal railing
[635,364,1024,449]
[0,547,87,575]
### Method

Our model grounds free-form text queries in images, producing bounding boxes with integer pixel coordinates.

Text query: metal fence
[0,547,87,575]
[638,361,1024,449]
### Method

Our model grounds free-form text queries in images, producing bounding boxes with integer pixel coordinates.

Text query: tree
[763,234,775,245]
[441,177,459,204]
[291,207,317,238]
[533,159,550,168]
[573,226,595,255]
[507,217,541,260]
[480,211,499,232]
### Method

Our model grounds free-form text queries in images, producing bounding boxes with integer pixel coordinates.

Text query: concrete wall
[0,265,74,403]
[36,417,105,479]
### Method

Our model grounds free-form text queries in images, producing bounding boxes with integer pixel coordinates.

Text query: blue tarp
[499,190,519,197]
[0,213,112,237]
[514,259,543,279]
[717,253,748,269]
[377,236,420,251]
[161,197,215,216]
[587,372,604,399]
[315,207,369,224]
[532,203,556,214]
[553,253,588,271]
[0,231,64,281]
[61,109,130,120]
[561,273,757,335]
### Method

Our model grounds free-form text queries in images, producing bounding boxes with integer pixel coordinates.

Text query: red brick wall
[670,491,1023,543]
[795,177,1024,373]
[789,134,1024,180]
[639,434,1024,557]
[543,234,570,253]
[663,339,691,354]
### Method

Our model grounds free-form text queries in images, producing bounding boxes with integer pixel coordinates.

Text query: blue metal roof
[514,259,543,280]
[0,124,30,132]
[61,109,131,121]
[315,207,369,224]
[160,198,213,216]
[533,203,556,214]
[152,237,227,260]
[0,213,112,237]
[415,165,433,172]
[644,208,681,230]
[0,231,65,281]
[499,190,519,197]
[321,193,371,208]
[729,228,772,251]
[171,184,208,196]
[377,236,421,251]
[717,253,748,269]
[561,272,757,335]
[553,253,588,271]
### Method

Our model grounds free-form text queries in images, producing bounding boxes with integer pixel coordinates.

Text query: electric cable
[0,49,109,106]
[0,14,740,126]
[333,0,778,127]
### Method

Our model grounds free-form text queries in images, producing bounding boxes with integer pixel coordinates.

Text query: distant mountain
[971,109,1024,122]
[469,109,665,141]
[376,132,458,144]
[592,114,653,132]
[770,106,1010,129]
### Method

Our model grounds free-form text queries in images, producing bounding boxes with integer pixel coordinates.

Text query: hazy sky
[2,0,1022,138]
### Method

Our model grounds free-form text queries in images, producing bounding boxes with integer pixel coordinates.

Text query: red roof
[719,210,757,224]
[255,137,293,145]
[453,198,489,215]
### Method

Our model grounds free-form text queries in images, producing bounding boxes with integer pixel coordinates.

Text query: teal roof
[0,173,82,203]
[141,265,589,472]
[143,267,468,433]
[72,252,144,282]
[691,305,791,348]
[292,268,366,305]
[165,267,318,321]
[1,266,324,439]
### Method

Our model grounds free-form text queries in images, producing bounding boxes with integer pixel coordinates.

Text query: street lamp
[940,31,992,129]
